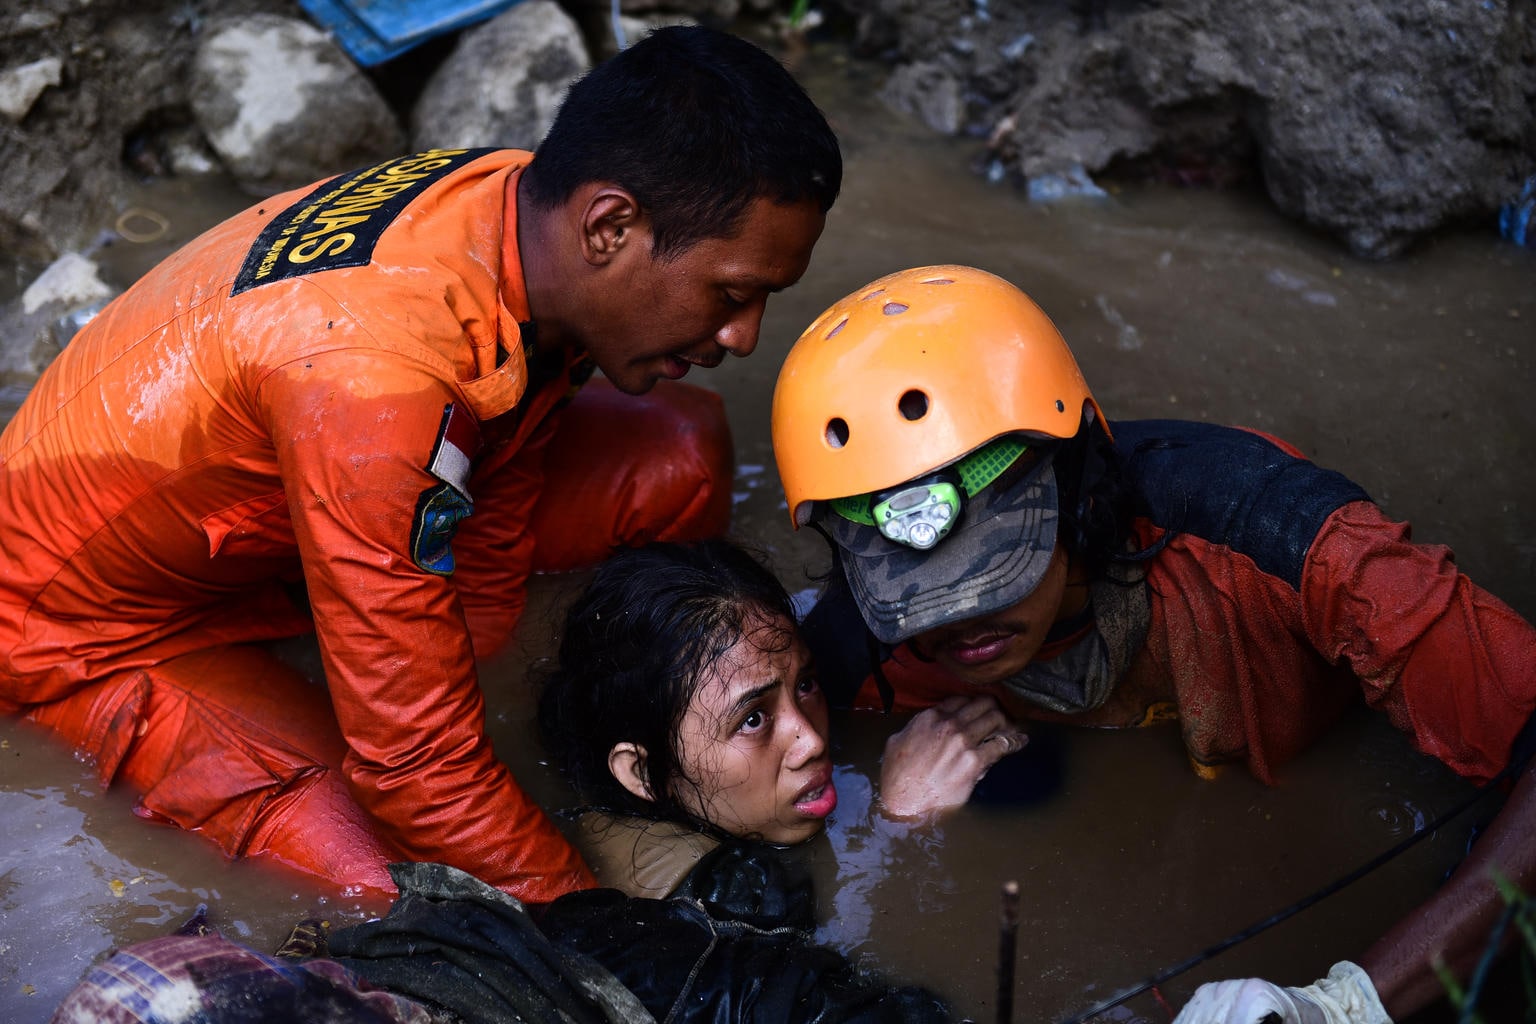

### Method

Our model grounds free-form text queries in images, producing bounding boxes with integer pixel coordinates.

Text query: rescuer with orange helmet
[0,27,840,906]
[771,265,1536,1021]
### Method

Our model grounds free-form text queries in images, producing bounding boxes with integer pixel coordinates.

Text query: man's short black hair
[522,26,842,260]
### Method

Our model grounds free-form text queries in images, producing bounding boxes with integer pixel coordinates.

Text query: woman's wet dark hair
[520,25,842,260]
[537,539,799,831]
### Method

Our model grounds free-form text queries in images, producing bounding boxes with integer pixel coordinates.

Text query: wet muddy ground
[2,43,1534,1024]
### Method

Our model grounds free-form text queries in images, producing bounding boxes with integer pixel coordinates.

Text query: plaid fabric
[50,932,439,1024]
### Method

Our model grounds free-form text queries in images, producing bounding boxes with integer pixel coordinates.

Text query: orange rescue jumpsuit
[0,149,732,901]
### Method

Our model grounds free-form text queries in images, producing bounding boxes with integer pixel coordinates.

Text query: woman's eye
[796,676,820,697]
[739,709,766,733]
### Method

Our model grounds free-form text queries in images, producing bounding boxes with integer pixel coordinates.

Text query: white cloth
[1172,961,1392,1024]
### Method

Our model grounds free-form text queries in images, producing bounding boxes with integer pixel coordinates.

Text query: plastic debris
[1027,164,1108,203]
[296,0,526,66]
[1499,175,1535,248]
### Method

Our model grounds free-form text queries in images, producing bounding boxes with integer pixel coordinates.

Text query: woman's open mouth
[793,773,838,818]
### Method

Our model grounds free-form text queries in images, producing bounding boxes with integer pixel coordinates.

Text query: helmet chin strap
[809,521,898,714]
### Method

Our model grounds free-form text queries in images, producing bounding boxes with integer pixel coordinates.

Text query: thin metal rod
[998,879,1020,1024]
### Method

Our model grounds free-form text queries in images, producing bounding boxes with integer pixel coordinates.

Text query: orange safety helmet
[772,265,1106,528]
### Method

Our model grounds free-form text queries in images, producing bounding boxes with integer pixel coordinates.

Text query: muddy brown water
[3,43,1534,1024]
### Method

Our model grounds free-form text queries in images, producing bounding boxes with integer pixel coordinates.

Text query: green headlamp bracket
[830,437,1030,550]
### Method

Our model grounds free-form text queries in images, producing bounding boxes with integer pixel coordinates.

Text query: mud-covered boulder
[411,0,590,152]
[844,0,1536,259]
[190,13,407,194]
[1,252,116,396]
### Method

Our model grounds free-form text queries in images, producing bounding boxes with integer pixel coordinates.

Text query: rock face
[411,0,591,152]
[1,0,1530,276]
[0,0,711,279]
[0,0,273,268]
[191,13,406,194]
[847,0,1536,259]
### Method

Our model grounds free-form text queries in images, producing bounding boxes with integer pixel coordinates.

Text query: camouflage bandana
[998,559,1150,713]
[822,453,1060,644]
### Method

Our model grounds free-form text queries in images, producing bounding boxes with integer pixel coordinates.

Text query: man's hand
[877,695,1028,818]
[1172,962,1391,1024]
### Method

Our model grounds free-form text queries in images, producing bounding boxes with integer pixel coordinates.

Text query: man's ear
[608,742,655,802]
[580,186,644,266]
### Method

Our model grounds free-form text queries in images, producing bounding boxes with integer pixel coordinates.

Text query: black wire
[1054,763,1516,1024]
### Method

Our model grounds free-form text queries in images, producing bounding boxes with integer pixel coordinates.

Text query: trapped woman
[536,536,1029,899]
[51,539,998,1024]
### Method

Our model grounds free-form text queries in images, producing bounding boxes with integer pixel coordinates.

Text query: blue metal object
[297,0,526,66]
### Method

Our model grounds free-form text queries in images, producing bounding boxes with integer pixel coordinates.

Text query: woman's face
[909,543,1072,687]
[671,611,837,844]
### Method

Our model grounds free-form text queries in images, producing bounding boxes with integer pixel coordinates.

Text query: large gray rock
[190,13,406,193]
[1,252,116,397]
[411,0,590,153]
[847,0,1536,259]
[0,56,63,122]
[1210,2,1533,260]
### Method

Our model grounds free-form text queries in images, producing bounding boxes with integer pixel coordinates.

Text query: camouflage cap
[822,454,1060,644]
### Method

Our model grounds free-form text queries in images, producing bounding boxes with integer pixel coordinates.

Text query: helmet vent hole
[898,389,929,421]
[1056,399,1065,412]
[921,276,955,286]
[882,302,909,316]
[826,418,850,448]
[825,317,848,339]
[861,288,886,302]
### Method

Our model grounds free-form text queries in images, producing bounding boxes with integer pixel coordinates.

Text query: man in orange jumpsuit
[0,27,840,904]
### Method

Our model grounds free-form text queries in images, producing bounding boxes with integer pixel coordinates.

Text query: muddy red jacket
[0,149,600,898]
[813,420,1536,784]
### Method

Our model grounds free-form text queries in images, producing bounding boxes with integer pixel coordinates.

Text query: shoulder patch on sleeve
[231,148,496,295]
